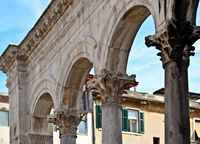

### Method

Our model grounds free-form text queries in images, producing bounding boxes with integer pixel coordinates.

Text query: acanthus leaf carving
[145,19,200,69]
[47,108,82,138]
[87,69,136,105]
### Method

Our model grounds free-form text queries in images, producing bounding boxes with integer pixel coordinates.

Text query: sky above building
[0,1,199,94]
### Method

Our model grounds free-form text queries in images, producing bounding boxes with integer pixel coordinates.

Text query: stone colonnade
[47,69,136,144]
[0,0,200,144]
[47,21,200,144]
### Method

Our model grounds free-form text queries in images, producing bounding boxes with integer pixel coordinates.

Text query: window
[128,110,139,132]
[95,105,144,134]
[96,105,102,128]
[153,137,160,144]
[122,109,144,133]
[0,111,9,126]
[194,119,200,140]
[77,115,87,134]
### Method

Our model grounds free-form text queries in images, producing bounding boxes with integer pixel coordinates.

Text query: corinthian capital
[87,69,136,105]
[47,108,82,137]
[145,19,199,68]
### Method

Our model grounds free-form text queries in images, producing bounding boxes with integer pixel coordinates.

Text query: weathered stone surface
[145,18,200,144]
[88,69,136,105]
[26,133,53,144]
[0,0,199,143]
[88,69,136,144]
[48,108,82,144]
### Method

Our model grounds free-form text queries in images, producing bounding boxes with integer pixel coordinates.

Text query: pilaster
[7,59,29,144]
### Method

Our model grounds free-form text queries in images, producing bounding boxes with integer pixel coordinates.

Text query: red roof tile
[0,95,9,103]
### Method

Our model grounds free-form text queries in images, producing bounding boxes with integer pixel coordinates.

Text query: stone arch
[56,35,95,108]
[31,93,54,133]
[61,57,92,109]
[29,78,57,112]
[27,92,55,143]
[101,3,157,73]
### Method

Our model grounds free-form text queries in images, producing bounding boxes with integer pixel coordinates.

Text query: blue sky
[0,1,199,94]
[0,0,51,93]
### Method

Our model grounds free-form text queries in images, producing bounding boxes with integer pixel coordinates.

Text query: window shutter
[122,109,128,131]
[139,111,144,133]
[95,105,102,128]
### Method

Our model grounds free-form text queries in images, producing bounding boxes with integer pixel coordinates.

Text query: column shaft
[145,19,200,144]
[102,105,122,144]
[164,62,190,144]
[60,134,76,144]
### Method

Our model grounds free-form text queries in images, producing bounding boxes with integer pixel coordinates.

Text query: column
[48,108,82,144]
[88,69,136,144]
[145,19,200,144]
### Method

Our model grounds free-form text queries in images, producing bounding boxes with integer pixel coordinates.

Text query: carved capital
[145,19,199,68]
[87,69,136,105]
[47,108,82,138]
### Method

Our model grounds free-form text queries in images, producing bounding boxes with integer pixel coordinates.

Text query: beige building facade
[2,91,200,144]
[0,0,200,144]
[93,91,200,144]
[0,95,9,144]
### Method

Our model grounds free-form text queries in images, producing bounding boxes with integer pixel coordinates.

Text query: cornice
[0,0,74,73]
[0,45,18,73]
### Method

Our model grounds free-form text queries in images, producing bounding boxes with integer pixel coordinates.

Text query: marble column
[48,108,82,144]
[88,69,136,144]
[145,19,200,144]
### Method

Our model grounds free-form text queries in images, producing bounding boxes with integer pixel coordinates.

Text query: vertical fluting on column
[48,108,82,144]
[88,69,136,144]
[145,19,200,144]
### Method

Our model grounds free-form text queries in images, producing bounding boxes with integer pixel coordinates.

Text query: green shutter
[139,111,144,133]
[95,105,102,128]
[122,109,128,131]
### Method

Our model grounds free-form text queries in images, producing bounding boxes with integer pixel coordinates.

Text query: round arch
[56,35,95,108]
[188,4,200,94]
[29,78,57,113]
[61,57,92,108]
[101,3,157,73]
[29,92,54,136]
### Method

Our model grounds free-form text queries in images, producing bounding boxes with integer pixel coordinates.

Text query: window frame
[192,117,200,141]
[0,110,9,127]
[95,105,144,135]
[122,107,144,135]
